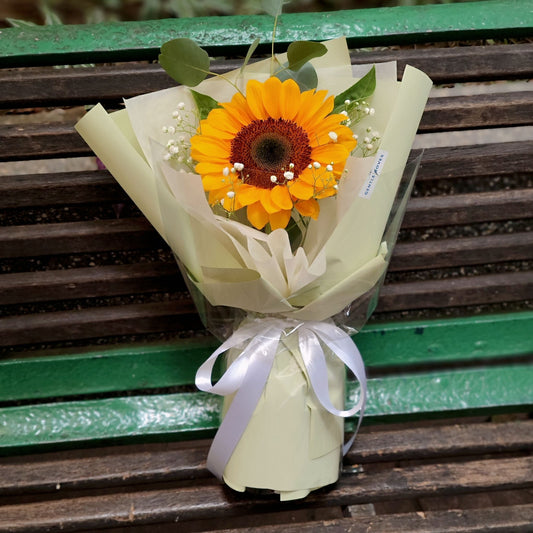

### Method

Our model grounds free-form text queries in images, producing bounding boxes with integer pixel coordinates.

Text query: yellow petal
[311,143,350,164]
[246,79,269,120]
[262,77,282,119]
[190,135,230,158]
[288,180,314,200]
[295,198,320,219]
[270,184,293,210]
[259,189,279,214]
[269,209,292,230]
[247,201,269,229]
[236,184,261,206]
[279,79,300,121]
[195,161,228,175]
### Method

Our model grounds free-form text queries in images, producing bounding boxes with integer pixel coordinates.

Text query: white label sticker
[359,149,388,199]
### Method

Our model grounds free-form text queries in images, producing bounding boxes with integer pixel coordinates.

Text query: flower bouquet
[75,12,431,500]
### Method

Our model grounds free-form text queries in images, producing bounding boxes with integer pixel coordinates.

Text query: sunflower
[190,77,357,230]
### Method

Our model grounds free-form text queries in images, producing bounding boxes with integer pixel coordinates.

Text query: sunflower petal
[269,209,292,230]
[295,198,320,219]
[247,201,269,229]
[246,79,269,120]
[270,184,294,210]
[288,180,314,200]
[262,76,282,119]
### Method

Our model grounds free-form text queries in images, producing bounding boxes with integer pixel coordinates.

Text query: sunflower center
[231,117,311,189]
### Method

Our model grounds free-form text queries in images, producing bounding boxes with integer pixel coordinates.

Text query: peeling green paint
[0,0,531,68]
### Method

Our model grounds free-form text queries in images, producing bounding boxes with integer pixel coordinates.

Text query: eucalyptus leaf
[333,66,376,113]
[159,38,210,87]
[241,38,260,74]
[276,61,318,91]
[41,3,63,25]
[287,41,327,72]
[190,89,220,121]
[6,18,39,27]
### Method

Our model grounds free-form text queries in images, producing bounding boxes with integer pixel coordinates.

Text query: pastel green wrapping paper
[222,330,345,501]
[75,38,431,499]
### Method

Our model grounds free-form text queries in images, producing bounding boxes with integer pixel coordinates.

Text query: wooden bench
[1,0,532,530]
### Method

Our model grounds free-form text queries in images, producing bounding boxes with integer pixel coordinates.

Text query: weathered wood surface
[0,44,531,109]
[0,421,531,532]
[1,421,530,496]
[1,141,531,209]
[2,92,532,161]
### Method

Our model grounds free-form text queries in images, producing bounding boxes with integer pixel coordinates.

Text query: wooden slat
[352,42,533,83]
[402,189,533,228]
[0,142,531,209]
[2,93,532,161]
[2,232,531,306]
[1,189,531,259]
[0,170,127,208]
[0,456,531,531]
[0,122,91,162]
[0,263,181,305]
[1,44,531,109]
[377,271,533,311]
[389,232,533,271]
[1,272,531,346]
[0,300,201,347]
[420,91,533,132]
[0,420,530,496]
[0,218,161,258]
[415,141,533,181]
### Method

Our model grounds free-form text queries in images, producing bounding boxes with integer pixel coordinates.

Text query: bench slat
[2,189,531,259]
[0,263,180,305]
[0,219,162,258]
[0,456,531,531]
[1,44,531,109]
[1,232,531,305]
[402,189,533,228]
[1,312,530,402]
[1,142,531,209]
[1,363,532,452]
[0,421,529,496]
[2,93,531,161]
[0,1,529,68]
[377,271,533,311]
[1,272,531,346]
[0,300,199,346]
[214,506,533,533]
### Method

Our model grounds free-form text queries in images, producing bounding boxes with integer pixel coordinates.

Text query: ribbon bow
[195,317,367,478]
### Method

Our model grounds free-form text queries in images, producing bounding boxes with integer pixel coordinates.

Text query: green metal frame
[0,0,531,68]
[1,313,532,454]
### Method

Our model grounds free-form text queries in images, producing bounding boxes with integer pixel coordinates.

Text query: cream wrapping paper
[75,38,432,499]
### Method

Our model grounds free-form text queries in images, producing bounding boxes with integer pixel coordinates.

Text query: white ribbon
[195,317,367,479]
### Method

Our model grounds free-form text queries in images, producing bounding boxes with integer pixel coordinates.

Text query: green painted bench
[0,0,532,530]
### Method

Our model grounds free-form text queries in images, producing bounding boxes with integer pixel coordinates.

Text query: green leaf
[190,90,219,121]
[287,41,327,72]
[159,38,210,87]
[41,3,63,25]
[261,0,290,17]
[333,66,376,113]
[6,18,39,28]
[240,37,260,74]
[276,61,319,91]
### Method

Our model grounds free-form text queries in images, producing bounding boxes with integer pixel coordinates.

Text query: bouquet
[76,14,431,500]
